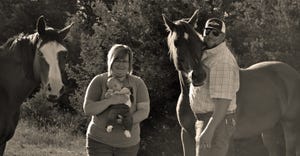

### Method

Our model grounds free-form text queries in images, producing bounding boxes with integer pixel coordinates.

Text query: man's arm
[207,99,231,130]
[199,61,237,148]
[198,98,231,148]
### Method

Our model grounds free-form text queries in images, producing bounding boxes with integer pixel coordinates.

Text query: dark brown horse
[0,16,72,155]
[163,10,300,156]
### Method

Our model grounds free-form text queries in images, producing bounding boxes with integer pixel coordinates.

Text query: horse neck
[0,63,39,106]
[0,34,40,104]
[187,46,203,71]
[18,34,39,80]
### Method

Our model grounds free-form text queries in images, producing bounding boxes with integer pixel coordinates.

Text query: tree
[0,0,77,44]
[225,0,300,69]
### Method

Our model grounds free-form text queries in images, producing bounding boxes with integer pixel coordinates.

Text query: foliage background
[1,0,299,155]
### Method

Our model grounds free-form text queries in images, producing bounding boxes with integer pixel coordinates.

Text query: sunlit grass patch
[5,119,86,156]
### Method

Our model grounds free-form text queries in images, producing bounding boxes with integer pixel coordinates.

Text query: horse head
[33,16,73,101]
[162,10,207,86]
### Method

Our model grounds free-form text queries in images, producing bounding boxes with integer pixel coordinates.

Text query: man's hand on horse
[200,129,214,149]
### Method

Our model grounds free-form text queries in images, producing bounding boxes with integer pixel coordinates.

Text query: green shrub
[21,91,82,134]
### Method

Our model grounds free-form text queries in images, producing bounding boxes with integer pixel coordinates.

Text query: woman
[83,44,150,156]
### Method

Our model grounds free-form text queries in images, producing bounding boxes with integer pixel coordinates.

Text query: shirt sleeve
[85,74,104,102]
[136,77,150,103]
[209,62,238,100]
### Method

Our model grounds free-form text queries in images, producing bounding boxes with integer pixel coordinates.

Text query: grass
[4,119,269,156]
[5,120,86,156]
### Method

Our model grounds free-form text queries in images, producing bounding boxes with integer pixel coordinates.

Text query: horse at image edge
[0,16,72,155]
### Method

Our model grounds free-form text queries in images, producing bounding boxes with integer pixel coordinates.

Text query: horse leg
[181,128,196,156]
[296,131,300,156]
[283,119,300,156]
[0,142,6,156]
[282,121,297,156]
[261,122,285,156]
[0,108,20,156]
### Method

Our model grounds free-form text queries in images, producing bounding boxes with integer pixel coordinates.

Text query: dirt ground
[227,135,269,156]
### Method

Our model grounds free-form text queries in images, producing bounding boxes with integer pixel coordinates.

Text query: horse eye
[63,53,68,59]
[59,51,68,59]
[37,51,44,57]
[174,40,180,47]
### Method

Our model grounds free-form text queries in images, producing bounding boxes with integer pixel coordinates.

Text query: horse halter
[163,10,207,87]
[188,48,207,86]
[183,25,207,87]
[32,15,72,101]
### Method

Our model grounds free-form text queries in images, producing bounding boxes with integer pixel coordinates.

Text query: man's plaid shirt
[189,42,240,114]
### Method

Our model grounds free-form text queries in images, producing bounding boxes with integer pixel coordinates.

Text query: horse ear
[37,15,46,35]
[162,14,176,32]
[188,9,199,28]
[58,22,73,39]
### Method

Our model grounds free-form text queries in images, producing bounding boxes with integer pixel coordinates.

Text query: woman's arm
[132,78,150,124]
[105,89,114,98]
[118,87,131,95]
[83,75,127,116]
[132,101,150,124]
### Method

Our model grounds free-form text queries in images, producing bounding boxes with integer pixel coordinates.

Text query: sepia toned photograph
[0,0,299,156]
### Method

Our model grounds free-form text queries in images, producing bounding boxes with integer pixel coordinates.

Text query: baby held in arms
[105,77,133,138]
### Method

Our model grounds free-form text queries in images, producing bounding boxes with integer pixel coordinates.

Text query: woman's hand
[108,94,128,105]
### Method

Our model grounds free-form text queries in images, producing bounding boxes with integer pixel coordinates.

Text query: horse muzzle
[44,84,65,102]
[190,70,206,86]
[46,94,60,102]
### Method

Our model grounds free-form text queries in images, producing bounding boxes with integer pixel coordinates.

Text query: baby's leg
[106,109,118,132]
[122,111,133,138]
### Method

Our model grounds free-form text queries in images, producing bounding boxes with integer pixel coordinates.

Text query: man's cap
[204,18,226,33]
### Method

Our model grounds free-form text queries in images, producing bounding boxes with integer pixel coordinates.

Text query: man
[189,18,240,156]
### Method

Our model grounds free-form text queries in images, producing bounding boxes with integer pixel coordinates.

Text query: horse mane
[166,19,205,86]
[166,19,202,71]
[0,33,39,57]
[166,19,184,66]
[0,32,40,80]
[0,25,61,57]
[0,37,15,50]
[166,19,203,60]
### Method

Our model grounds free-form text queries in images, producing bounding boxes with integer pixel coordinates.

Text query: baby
[104,77,133,138]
